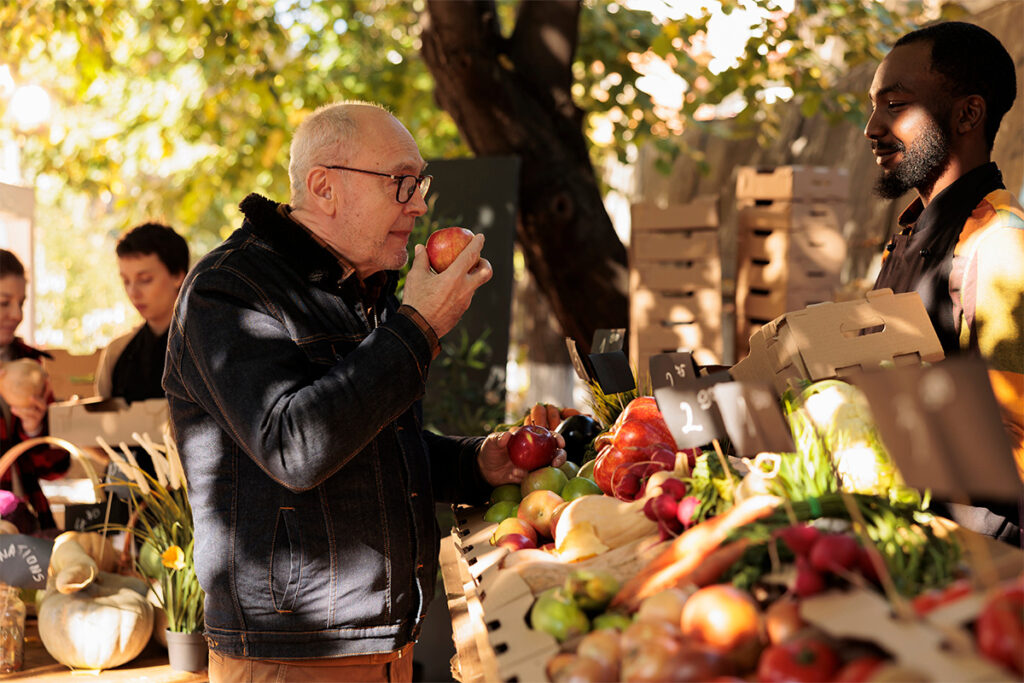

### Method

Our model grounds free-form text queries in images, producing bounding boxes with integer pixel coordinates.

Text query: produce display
[451,384,1024,683]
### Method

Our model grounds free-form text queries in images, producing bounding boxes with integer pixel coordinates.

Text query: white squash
[553,494,658,550]
[37,538,153,670]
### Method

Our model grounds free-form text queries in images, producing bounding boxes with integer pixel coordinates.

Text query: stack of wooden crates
[734,166,849,359]
[628,196,723,377]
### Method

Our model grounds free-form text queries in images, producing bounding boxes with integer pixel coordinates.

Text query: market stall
[439,288,1024,682]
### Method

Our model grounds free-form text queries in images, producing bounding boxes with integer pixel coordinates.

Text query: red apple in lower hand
[508,425,558,470]
[425,226,475,273]
[491,517,538,546]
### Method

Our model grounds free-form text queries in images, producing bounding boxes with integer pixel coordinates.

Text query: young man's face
[118,253,185,330]
[865,41,954,200]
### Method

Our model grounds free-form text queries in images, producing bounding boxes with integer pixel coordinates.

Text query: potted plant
[99,433,207,673]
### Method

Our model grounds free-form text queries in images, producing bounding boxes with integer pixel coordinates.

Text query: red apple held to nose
[425,226,475,273]
[508,425,558,470]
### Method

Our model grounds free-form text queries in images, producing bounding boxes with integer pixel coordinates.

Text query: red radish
[660,478,688,501]
[680,447,700,469]
[643,497,659,522]
[650,493,679,523]
[857,545,883,584]
[676,496,701,529]
[778,524,820,557]
[794,557,826,597]
[809,533,860,574]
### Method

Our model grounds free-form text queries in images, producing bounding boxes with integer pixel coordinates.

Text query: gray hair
[287,101,389,206]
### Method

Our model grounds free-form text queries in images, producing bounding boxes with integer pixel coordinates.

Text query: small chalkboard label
[565,338,595,383]
[592,328,626,354]
[650,352,728,449]
[588,350,635,395]
[65,499,128,532]
[850,357,1021,502]
[0,534,52,589]
[712,382,795,456]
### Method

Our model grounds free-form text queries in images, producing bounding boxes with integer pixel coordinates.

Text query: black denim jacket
[163,194,489,659]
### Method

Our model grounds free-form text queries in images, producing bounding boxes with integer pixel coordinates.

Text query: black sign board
[64,498,129,532]
[592,328,626,354]
[566,338,595,383]
[712,382,795,456]
[650,352,729,450]
[0,534,52,589]
[850,357,1021,502]
[566,336,636,395]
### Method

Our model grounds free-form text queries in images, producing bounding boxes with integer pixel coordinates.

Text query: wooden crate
[631,196,719,232]
[736,200,846,232]
[630,260,721,293]
[739,223,847,275]
[631,229,718,262]
[736,165,849,202]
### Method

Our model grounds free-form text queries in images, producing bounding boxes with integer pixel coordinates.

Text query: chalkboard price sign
[712,382,795,456]
[649,352,728,450]
[0,534,53,590]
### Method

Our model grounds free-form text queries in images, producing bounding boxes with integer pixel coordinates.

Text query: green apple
[558,460,580,479]
[490,483,523,504]
[521,466,569,497]
[561,476,602,501]
[577,459,596,481]
[483,500,519,523]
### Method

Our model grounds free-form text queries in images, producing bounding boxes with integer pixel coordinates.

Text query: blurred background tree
[0,0,946,353]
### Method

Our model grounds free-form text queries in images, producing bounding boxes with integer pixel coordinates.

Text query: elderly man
[164,101,563,681]
[866,22,1023,541]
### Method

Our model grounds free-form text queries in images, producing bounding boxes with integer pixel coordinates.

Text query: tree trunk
[421,0,628,354]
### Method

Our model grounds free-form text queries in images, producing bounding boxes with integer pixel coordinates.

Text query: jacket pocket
[270,506,301,613]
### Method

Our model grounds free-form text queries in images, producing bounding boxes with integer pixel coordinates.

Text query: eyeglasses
[322,165,432,204]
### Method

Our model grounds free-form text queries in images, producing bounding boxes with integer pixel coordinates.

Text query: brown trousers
[208,643,414,683]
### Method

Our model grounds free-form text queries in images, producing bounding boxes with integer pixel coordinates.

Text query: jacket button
[417,563,424,570]
[410,492,418,498]
[885,242,895,252]
[919,247,930,258]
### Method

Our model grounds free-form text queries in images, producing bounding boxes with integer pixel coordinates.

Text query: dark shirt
[111,325,168,403]
[874,162,1005,355]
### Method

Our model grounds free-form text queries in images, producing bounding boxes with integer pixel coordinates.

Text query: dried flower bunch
[97,430,203,634]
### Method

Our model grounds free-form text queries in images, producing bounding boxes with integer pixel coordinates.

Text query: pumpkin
[37,538,153,670]
[55,531,119,574]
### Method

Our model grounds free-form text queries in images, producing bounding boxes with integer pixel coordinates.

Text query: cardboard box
[631,320,723,375]
[632,287,722,327]
[736,165,850,202]
[631,196,719,232]
[730,289,945,395]
[41,348,102,400]
[48,397,169,448]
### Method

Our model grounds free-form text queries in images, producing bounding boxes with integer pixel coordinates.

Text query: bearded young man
[866,22,1023,542]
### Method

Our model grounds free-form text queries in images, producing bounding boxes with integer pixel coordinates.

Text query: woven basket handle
[0,436,106,503]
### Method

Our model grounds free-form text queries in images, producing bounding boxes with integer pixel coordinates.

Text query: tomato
[911,578,973,616]
[833,656,885,682]
[975,582,1024,675]
[756,638,839,682]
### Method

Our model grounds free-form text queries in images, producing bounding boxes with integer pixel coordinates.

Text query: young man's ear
[955,94,986,136]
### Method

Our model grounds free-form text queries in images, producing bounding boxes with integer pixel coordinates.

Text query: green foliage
[0,0,945,349]
[422,325,505,436]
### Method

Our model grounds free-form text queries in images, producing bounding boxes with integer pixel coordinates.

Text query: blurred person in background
[95,222,190,402]
[0,248,68,531]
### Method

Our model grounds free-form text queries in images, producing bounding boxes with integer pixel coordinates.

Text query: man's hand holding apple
[477,428,567,487]
[401,233,492,339]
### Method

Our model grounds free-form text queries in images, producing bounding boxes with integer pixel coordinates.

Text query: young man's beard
[873,115,952,200]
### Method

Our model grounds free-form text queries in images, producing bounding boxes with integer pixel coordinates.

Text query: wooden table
[0,619,208,682]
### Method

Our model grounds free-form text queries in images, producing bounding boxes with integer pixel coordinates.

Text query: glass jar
[0,582,25,672]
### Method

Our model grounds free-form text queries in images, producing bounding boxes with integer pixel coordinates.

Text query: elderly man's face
[325,110,428,279]
[865,41,954,199]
